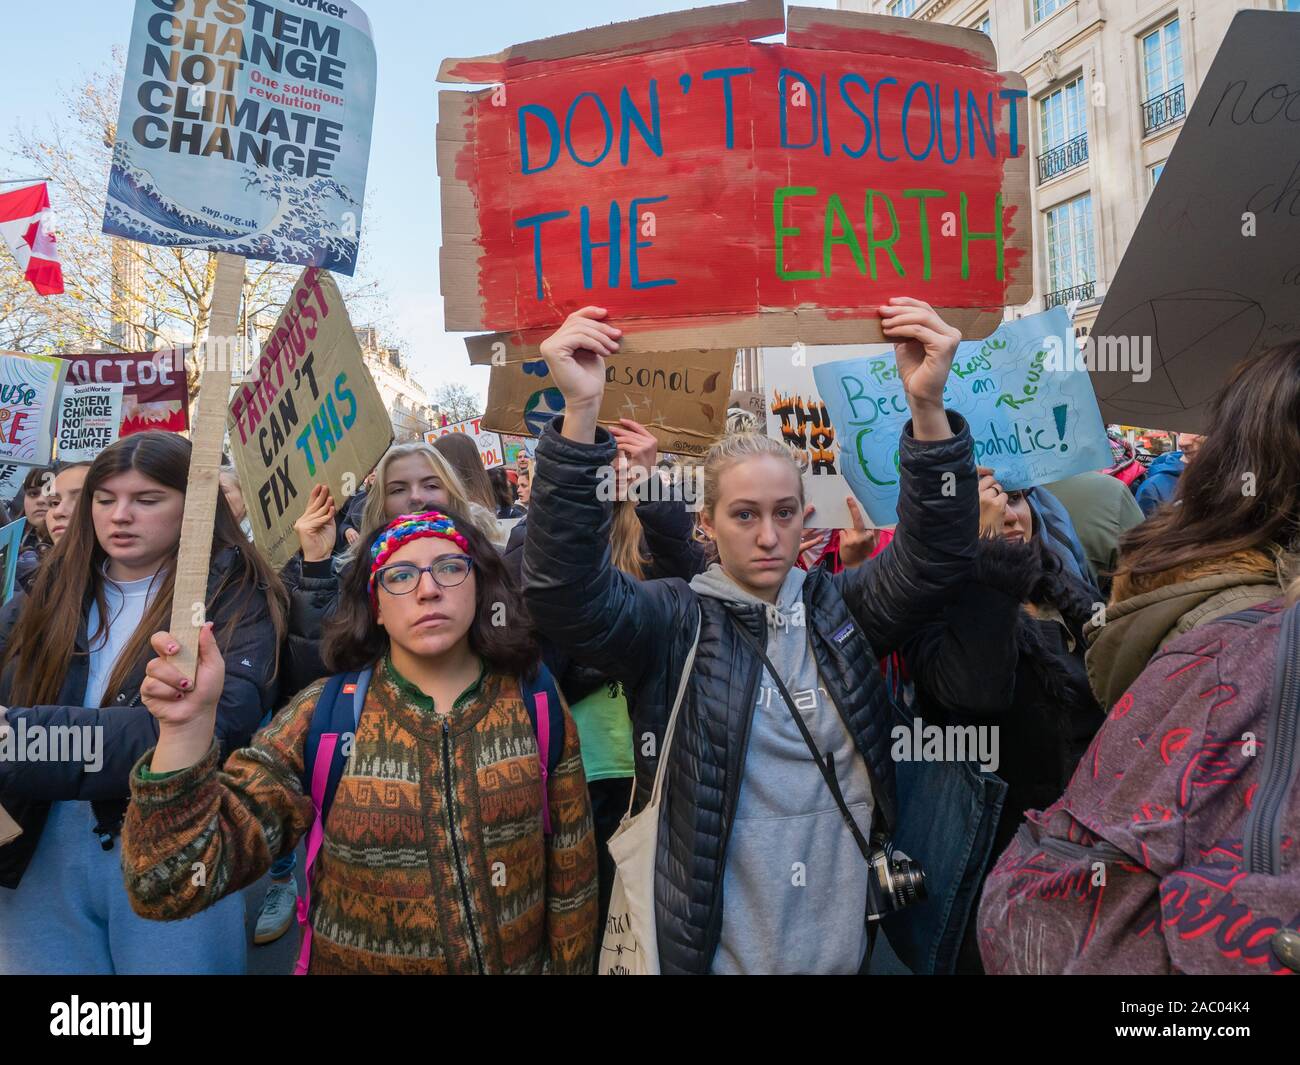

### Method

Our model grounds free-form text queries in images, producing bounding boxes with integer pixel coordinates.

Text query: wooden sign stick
[167,251,243,678]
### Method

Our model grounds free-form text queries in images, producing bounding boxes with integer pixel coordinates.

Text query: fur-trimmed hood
[1108,548,1281,605]
[1085,550,1285,712]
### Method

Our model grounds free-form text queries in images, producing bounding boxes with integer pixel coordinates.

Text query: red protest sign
[439,1,1030,360]
[58,350,189,436]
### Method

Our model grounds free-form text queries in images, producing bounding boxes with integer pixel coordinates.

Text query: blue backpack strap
[520,662,566,835]
[301,667,373,826]
[521,662,565,777]
[302,673,346,798]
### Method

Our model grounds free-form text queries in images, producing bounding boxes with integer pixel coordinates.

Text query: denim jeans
[270,850,297,881]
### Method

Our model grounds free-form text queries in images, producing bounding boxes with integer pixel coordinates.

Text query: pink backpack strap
[293,732,339,977]
[534,692,552,834]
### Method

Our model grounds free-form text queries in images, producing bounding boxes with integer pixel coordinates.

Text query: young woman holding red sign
[522,300,994,974]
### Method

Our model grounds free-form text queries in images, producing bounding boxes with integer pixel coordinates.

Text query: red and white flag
[0,182,64,296]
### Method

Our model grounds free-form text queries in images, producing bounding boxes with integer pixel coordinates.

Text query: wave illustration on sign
[104,146,362,273]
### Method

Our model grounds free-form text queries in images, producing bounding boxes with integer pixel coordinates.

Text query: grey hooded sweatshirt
[689,563,874,975]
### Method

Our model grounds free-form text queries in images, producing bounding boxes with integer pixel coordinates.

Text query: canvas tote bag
[599,609,701,975]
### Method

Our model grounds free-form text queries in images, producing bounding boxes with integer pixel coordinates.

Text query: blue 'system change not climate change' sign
[104,0,376,275]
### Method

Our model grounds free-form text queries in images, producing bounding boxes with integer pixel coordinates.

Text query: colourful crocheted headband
[368,511,471,601]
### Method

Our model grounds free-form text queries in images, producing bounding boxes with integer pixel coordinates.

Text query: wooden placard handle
[167,252,243,679]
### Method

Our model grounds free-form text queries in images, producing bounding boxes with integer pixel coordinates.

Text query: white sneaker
[254,880,297,945]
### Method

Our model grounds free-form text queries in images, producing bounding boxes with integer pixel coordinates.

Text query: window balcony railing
[1142,84,1185,136]
[1044,280,1096,309]
[1037,132,1089,183]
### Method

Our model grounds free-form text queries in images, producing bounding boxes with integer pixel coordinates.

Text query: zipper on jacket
[705,620,765,967]
[442,718,485,973]
[1245,607,1300,875]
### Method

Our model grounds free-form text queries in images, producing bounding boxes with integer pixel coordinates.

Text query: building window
[887,0,919,16]
[1141,18,1185,134]
[1044,194,1097,307]
[1149,161,1166,189]
[1032,0,1068,24]
[974,13,991,35]
[1037,77,1088,183]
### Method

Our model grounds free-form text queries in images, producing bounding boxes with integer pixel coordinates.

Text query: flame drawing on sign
[771,389,837,474]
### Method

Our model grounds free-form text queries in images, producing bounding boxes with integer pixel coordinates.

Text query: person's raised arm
[879,296,961,440]
[121,624,315,921]
[836,298,978,651]
[541,306,622,445]
[609,417,705,580]
[524,309,689,693]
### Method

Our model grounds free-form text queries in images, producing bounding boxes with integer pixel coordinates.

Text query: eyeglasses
[374,555,474,595]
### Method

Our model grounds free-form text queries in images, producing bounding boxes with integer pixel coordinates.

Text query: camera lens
[892,857,928,908]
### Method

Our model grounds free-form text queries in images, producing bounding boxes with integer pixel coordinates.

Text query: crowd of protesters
[0,298,1295,975]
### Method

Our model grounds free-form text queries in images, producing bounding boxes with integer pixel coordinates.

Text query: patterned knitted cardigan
[121,657,598,974]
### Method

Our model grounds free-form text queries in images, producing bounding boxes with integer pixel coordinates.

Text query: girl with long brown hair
[1086,341,1300,711]
[0,431,286,975]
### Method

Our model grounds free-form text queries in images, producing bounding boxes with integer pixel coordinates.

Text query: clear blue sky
[0,0,831,404]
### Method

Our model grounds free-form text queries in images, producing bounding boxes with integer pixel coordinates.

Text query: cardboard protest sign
[501,434,537,466]
[0,517,25,604]
[0,351,66,467]
[57,384,124,462]
[813,308,1110,525]
[440,1,1030,361]
[481,348,734,456]
[103,0,377,274]
[425,418,505,468]
[0,464,28,504]
[1090,11,1300,434]
[227,267,391,570]
[761,348,855,530]
[727,389,766,421]
[58,350,189,436]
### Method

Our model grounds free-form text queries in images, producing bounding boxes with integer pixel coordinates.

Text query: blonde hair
[702,432,803,518]
[349,442,492,560]
[611,498,648,580]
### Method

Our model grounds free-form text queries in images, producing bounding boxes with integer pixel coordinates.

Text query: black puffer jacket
[0,547,280,888]
[523,416,978,974]
[279,553,344,694]
[276,488,371,695]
